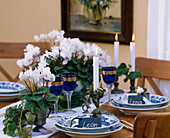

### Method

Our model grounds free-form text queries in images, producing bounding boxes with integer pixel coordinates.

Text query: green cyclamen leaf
[78,71,88,78]
[53,66,63,71]
[25,101,36,109]
[19,89,31,95]
[71,57,78,64]
[30,95,43,101]
[46,93,58,102]
[33,107,39,115]
[38,100,49,110]
[81,79,89,87]
[46,59,52,64]
[34,87,49,95]
[67,66,76,70]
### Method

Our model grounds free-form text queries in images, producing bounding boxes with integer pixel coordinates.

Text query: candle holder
[130,79,136,93]
[111,76,124,94]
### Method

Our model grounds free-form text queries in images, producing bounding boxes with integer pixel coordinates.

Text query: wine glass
[62,73,77,114]
[102,66,116,103]
[50,77,63,114]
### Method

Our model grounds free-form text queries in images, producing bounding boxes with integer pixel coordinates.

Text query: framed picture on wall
[61,0,133,44]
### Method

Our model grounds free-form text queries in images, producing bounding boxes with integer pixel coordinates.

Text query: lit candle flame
[115,33,118,41]
[95,47,98,57]
[132,33,135,42]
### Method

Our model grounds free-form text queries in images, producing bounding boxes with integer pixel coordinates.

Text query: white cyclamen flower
[34,35,41,42]
[48,30,56,40]
[24,44,35,53]
[55,30,65,42]
[41,67,55,82]
[16,59,24,68]
[40,33,48,40]
[19,71,27,81]
[51,46,59,59]
[137,86,144,94]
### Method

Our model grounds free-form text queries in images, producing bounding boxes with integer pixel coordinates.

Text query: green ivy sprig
[3,103,36,138]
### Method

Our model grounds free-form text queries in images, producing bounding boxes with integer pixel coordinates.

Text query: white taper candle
[130,33,135,72]
[114,33,119,68]
[93,48,99,91]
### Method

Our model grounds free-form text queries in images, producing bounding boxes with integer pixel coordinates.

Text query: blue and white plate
[114,94,169,107]
[0,81,25,101]
[0,81,25,95]
[55,121,123,138]
[111,101,170,115]
[56,114,119,132]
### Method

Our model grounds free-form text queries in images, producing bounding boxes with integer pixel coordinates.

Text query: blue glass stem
[65,91,73,111]
[54,96,59,114]
[107,84,112,102]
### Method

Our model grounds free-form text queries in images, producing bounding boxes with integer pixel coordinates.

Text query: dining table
[0,99,170,138]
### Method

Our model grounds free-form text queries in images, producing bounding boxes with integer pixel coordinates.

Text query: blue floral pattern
[56,114,119,129]
[0,81,25,91]
[115,94,168,106]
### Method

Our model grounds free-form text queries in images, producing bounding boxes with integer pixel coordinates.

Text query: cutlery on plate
[120,120,133,131]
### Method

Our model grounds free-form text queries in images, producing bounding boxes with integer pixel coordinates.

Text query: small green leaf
[46,59,52,64]
[67,66,76,70]
[25,112,36,125]
[53,66,63,71]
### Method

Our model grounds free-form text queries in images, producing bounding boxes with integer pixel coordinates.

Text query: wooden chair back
[0,42,50,82]
[133,112,170,138]
[135,57,170,96]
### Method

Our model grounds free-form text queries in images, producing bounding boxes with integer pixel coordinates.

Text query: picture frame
[61,0,133,44]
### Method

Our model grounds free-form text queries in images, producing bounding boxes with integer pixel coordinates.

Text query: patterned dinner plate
[114,94,169,107]
[111,101,170,115]
[0,81,25,95]
[0,81,25,101]
[55,122,123,138]
[56,114,119,131]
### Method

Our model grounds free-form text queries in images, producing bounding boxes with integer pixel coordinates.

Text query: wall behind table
[0,0,148,90]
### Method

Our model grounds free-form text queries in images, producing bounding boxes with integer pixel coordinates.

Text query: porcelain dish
[111,101,170,115]
[114,94,169,107]
[0,81,25,101]
[56,114,119,131]
[55,121,123,138]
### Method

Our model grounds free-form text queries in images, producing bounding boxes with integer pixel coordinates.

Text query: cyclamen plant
[17,30,112,88]
[17,29,112,110]
[17,44,58,113]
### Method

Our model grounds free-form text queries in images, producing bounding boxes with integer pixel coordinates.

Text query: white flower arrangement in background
[17,29,112,88]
